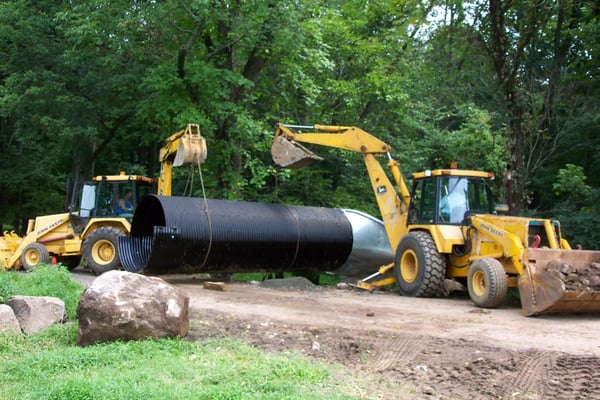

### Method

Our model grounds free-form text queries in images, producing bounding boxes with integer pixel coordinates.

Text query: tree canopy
[1,0,599,247]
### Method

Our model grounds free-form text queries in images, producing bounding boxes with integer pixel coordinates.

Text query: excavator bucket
[519,248,600,316]
[173,124,207,167]
[0,231,22,270]
[271,136,323,169]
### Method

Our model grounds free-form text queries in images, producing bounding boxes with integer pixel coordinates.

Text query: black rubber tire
[82,226,124,275]
[393,231,446,297]
[467,257,508,308]
[20,242,51,270]
[58,256,82,271]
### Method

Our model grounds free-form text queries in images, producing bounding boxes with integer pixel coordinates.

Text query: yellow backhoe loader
[271,123,600,316]
[0,123,207,275]
[0,173,155,275]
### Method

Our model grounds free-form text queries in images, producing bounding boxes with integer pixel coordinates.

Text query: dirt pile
[258,276,318,291]
[544,261,600,291]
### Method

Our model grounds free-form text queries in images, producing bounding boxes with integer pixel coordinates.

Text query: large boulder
[0,304,21,335]
[76,270,189,346]
[6,296,66,335]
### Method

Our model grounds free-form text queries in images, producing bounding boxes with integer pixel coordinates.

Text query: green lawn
[0,266,370,400]
[0,325,359,400]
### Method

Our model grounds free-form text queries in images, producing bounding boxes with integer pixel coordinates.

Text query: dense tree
[0,0,598,246]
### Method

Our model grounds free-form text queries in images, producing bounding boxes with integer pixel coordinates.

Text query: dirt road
[72,271,600,399]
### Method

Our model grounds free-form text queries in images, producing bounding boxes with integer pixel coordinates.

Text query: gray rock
[6,296,65,335]
[259,276,317,291]
[0,304,21,335]
[443,279,466,296]
[76,270,189,346]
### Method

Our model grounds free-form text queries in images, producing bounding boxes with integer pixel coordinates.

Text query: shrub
[0,264,84,320]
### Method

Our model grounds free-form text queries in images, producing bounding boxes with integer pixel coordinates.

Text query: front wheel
[21,242,51,270]
[467,258,508,308]
[393,232,446,297]
[82,227,124,275]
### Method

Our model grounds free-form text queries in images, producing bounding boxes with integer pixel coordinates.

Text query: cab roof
[92,173,156,184]
[408,169,495,180]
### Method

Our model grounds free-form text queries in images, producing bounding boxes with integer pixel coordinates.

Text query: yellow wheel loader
[0,123,207,275]
[271,123,600,316]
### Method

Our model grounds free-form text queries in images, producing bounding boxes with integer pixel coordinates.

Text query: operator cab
[408,169,496,225]
[69,174,155,229]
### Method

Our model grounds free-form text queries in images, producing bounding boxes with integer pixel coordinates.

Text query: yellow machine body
[271,123,600,315]
[1,124,207,274]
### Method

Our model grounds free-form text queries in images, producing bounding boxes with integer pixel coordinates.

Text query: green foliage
[548,165,600,248]
[0,265,84,320]
[0,0,598,234]
[0,332,355,400]
[0,278,14,304]
[552,203,600,250]
[425,104,507,173]
[552,164,592,201]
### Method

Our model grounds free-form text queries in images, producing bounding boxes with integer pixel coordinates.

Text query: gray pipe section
[337,209,394,279]
[119,195,393,277]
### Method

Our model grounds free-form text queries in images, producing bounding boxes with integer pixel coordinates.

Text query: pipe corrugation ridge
[119,235,153,273]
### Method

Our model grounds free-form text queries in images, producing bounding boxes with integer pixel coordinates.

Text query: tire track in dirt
[503,350,556,398]
[369,335,426,372]
[543,355,600,400]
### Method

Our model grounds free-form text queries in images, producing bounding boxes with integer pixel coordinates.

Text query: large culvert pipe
[119,195,393,277]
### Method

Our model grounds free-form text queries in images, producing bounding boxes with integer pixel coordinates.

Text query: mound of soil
[544,261,600,291]
[259,276,318,291]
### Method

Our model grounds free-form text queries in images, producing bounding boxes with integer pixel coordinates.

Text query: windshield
[411,176,495,225]
[440,177,495,223]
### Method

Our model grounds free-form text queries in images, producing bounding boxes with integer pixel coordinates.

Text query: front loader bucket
[519,248,600,316]
[271,136,323,169]
[0,231,22,270]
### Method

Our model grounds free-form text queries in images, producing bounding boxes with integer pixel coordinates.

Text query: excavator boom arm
[274,124,410,203]
[275,124,391,154]
[273,123,411,249]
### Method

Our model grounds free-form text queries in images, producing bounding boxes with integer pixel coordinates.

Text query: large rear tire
[394,231,446,297]
[82,227,124,275]
[467,257,507,308]
[21,242,51,270]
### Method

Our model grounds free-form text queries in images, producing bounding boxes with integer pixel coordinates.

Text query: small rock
[559,263,571,275]
[312,341,321,351]
[7,296,65,335]
[336,282,350,290]
[415,365,428,372]
[0,304,21,335]
[443,279,466,296]
[422,386,435,395]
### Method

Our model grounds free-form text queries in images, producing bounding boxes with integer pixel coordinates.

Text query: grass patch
[0,325,358,400]
[0,264,84,319]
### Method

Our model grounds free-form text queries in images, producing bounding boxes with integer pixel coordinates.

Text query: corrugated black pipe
[119,195,354,275]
